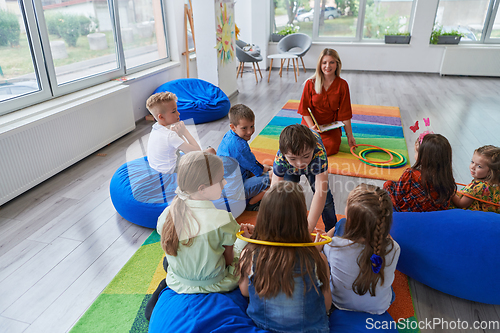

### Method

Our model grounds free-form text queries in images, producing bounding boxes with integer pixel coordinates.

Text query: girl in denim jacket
[238,181,331,333]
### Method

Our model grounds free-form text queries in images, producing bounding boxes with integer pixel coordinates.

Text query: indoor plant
[430,26,464,45]
[270,24,299,42]
[384,32,411,44]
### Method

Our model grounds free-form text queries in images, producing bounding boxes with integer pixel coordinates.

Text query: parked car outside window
[295,8,310,19]
[443,26,478,41]
[296,7,340,22]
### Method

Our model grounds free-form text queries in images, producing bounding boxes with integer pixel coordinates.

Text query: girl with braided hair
[452,145,500,213]
[318,184,400,314]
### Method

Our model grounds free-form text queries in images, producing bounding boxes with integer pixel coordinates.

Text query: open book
[308,108,345,133]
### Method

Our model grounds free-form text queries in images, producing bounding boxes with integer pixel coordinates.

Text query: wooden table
[267,54,299,83]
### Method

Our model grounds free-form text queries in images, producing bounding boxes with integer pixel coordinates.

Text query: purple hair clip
[370,254,383,274]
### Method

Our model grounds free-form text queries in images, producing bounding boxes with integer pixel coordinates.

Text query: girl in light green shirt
[158,151,252,294]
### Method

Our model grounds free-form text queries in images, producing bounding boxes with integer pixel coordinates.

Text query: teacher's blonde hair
[311,48,342,94]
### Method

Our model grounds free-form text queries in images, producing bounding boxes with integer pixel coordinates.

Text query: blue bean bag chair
[110,156,245,229]
[149,287,267,333]
[329,310,398,332]
[149,286,398,332]
[153,78,230,124]
[391,209,500,304]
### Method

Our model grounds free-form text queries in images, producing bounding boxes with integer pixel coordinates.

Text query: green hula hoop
[359,148,407,169]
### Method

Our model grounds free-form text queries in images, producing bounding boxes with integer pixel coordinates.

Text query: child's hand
[171,121,187,135]
[314,232,327,252]
[310,124,319,132]
[326,227,335,238]
[263,164,272,173]
[240,223,255,238]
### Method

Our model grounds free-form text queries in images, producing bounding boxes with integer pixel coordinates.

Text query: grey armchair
[277,33,312,73]
[235,39,263,83]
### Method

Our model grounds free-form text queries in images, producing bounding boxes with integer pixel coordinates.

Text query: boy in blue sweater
[217,104,271,210]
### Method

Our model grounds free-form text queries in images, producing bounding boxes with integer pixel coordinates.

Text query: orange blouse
[298,77,353,155]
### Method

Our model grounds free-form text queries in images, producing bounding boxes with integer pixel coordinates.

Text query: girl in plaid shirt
[384,134,456,212]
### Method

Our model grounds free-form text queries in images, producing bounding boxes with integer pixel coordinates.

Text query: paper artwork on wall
[215,0,235,66]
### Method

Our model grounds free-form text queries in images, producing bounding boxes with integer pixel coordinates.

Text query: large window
[0,0,170,116]
[363,0,414,39]
[491,5,500,39]
[271,0,415,41]
[433,0,500,43]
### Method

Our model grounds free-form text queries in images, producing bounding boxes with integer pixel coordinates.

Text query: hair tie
[370,254,383,274]
[175,187,190,201]
[418,130,434,144]
[203,154,213,186]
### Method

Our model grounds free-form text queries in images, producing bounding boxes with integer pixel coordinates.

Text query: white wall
[192,0,219,86]
[192,0,238,97]
[235,0,271,71]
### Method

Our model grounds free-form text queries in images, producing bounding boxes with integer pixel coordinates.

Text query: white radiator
[440,47,500,77]
[0,84,135,205]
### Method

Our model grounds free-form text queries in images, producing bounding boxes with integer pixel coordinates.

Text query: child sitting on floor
[272,124,337,231]
[319,183,400,315]
[146,92,215,174]
[238,181,331,333]
[452,145,500,213]
[157,151,252,294]
[384,133,456,212]
[217,104,271,211]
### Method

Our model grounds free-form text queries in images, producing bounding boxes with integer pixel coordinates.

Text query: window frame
[33,0,125,98]
[432,0,500,44]
[483,0,500,43]
[0,0,171,117]
[309,0,417,42]
[0,0,52,115]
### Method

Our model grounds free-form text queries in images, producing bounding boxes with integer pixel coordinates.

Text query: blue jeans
[333,218,396,305]
[243,171,270,203]
[284,172,337,232]
[247,264,329,333]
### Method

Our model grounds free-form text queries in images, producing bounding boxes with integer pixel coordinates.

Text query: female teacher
[298,48,356,155]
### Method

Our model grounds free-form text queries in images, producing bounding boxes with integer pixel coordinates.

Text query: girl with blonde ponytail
[318,183,400,314]
[156,151,252,294]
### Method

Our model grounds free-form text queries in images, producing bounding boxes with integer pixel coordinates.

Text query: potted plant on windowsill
[430,26,464,45]
[270,24,299,42]
[384,32,411,44]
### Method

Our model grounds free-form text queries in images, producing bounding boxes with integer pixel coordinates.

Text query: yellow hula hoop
[236,231,332,247]
[358,148,406,167]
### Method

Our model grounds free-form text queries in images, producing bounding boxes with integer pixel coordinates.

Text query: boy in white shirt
[146,92,216,173]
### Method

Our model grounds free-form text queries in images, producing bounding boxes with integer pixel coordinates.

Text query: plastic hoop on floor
[236,231,332,247]
[350,144,394,164]
[359,148,407,169]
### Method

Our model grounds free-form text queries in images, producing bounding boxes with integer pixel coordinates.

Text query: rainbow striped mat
[250,100,410,181]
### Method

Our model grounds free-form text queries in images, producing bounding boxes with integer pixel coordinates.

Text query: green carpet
[70,232,163,333]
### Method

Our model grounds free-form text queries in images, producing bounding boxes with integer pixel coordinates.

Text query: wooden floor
[1,66,499,332]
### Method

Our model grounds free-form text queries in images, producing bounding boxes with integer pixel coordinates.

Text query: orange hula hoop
[350,144,394,164]
[456,182,500,208]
